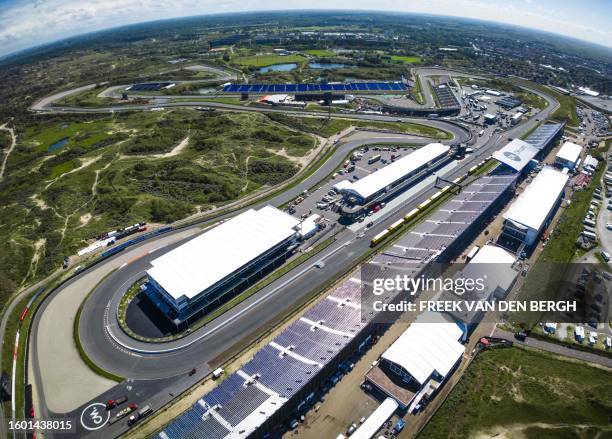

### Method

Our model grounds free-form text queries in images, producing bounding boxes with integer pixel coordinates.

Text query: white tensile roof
[147,206,299,301]
[381,312,464,385]
[492,139,539,172]
[556,141,582,164]
[332,179,352,192]
[297,214,320,238]
[341,143,449,200]
[470,244,516,264]
[503,166,569,231]
[351,398,399,439]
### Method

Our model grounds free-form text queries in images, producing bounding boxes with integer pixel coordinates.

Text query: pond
[258,63,298,73]
[309,62,347,69]
[48,138,69,152]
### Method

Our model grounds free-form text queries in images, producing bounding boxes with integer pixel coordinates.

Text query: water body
[309,62,347,69]
[258,63,298,73]
[48,138,69,152]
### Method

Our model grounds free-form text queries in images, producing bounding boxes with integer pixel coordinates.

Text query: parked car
[346,423,357,435]
[514,331,527,341]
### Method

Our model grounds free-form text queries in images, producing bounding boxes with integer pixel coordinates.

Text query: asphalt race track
[25,69,559,438]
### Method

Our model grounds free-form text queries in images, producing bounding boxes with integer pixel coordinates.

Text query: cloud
[0,0,610,57]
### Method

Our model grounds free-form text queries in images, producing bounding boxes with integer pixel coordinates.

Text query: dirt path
[21,238,46,287]
[0,123,17,181]
[44,155,102,189]
[120,135,190,160]
[241,155,252,192]
[91,161,113,196]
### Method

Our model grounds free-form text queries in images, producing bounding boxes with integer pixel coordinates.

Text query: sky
[0,0,611,58]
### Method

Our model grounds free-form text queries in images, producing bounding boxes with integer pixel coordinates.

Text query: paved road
[597,168,612,255]
[494,328,612,368]
[21,70,559,438]
[58,137,454,372]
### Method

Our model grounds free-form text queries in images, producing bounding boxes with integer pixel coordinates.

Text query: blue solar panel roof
[524,123,565,150]
[222,82,407,93]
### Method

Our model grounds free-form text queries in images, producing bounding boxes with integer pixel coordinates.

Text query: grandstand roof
[524,122,565,150]
[147,206,299,300]
[157,174,515,439]
[223,81,407,93]
[381,312,464,385]
[341,143,449,200]
[492,139,539,172]
[555,141,582,165]
[503,166,569,231]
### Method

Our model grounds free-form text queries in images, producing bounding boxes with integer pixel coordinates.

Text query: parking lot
[576,106,611,143]
[457,85,542,140]
[288,144,419,225]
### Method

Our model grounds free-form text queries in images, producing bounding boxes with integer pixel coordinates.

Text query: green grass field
[49,160,77,178]
[170,97,245,105]
[58,87,116,108]
[304,49,336,57]
[0,130,12,150]
[510,80,579,126]
[390,55,422,64]
[232,53,307,67]
[0,110,315,310]
[24,119,123,153]
[266,114,452,139]
[420,348,612,439]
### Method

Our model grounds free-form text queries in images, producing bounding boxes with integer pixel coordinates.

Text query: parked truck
[127,405,153,426]
[106,396,128,410]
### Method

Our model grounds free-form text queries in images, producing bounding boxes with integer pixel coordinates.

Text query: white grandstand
[502,166,569,247]
[340,143,450,203]
[555,141,582,170]
[147,205,299,324]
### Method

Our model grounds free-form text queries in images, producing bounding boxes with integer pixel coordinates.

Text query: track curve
[26,67,559,426]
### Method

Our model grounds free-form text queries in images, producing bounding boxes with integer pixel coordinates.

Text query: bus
[368,154,381,165]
